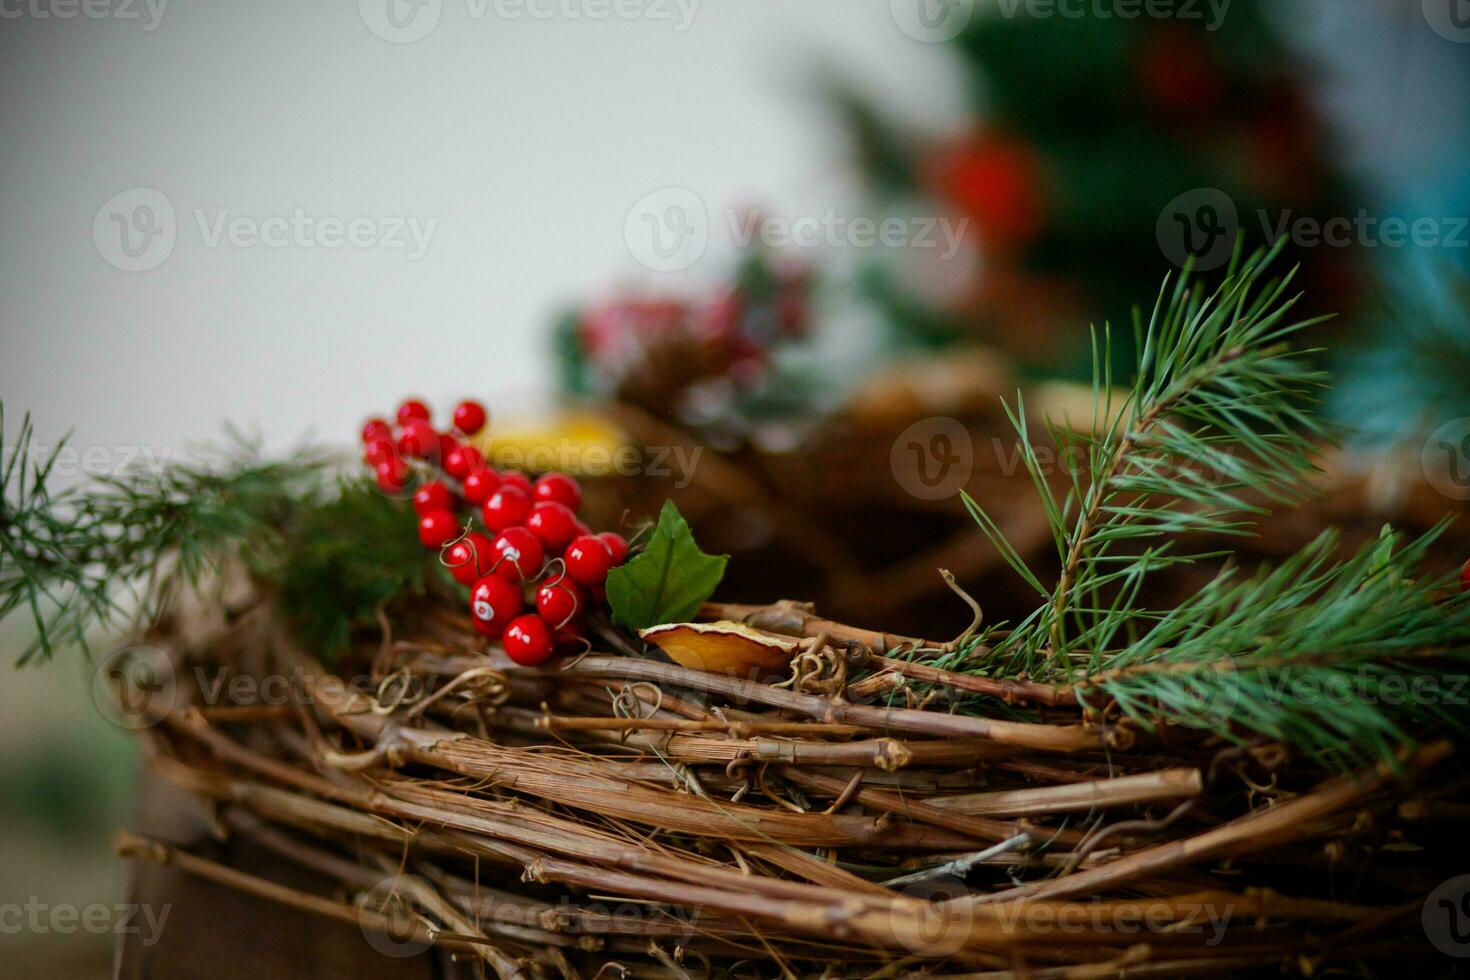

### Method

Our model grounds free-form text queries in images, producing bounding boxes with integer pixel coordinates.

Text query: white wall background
[0,0,970,462]
[3,0,1463,465]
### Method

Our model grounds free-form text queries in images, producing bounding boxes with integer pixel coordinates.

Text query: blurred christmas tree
[835,1,1362,378]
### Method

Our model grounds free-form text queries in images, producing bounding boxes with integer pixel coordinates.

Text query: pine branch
[0,409,330,663]
[1080,524,1470,769]
[965,246,1470,768]
[969,243,1330,676]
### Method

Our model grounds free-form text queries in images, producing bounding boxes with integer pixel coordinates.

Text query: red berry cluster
[360,398,629,667]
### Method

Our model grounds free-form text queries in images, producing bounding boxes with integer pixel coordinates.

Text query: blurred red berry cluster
[359,398,629,666]
[562,253,813,410]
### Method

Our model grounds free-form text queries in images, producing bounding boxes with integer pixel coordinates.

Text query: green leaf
[606,500,728,631]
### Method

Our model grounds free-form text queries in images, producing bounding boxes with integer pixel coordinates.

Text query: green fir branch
[1084,524,1470,769]
[966,245,1470,767]
[0,409,329,663]
[1,406,454,666]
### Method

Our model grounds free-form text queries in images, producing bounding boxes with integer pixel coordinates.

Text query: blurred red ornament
[1136,26,1224,117]
[923,134,1047,251]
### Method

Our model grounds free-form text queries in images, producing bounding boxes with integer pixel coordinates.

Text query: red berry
[398,419,439,460]
[363,437,397,466]
[362,418,393,443]
[439,430,461,457]
[526,501,579,551]
[502,615,555,666]
[418,509,460,548]
[374,457,408,492]
[462,466,501,505]
[564,534,614,586]
[533,472,582,510]
[491,527,545,581]
[444,532,494,585]
[482,486,532,531]
[397,399,431,426]
[453,400,488,435]
[412,480,455,516]
[444,444,484,480]
[500,471,533,495]
[536,576,584,626]
[1461,558,1470,593]
[470,575,523,639]
[572,519,592,538]
[597,532,629,565]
